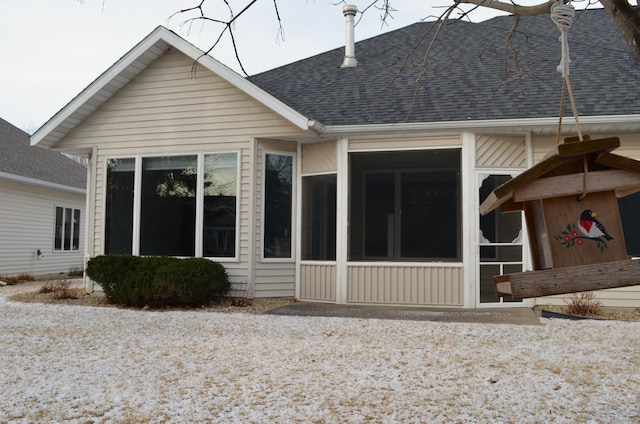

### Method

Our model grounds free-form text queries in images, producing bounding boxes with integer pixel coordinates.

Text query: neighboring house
[32,8,640,308]
[0,117,86,278]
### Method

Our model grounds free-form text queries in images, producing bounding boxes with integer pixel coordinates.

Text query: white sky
[0,0,508,133]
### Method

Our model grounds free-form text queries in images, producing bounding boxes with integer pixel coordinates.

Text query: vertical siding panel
[300,264,336,302]
[346,264,463,306]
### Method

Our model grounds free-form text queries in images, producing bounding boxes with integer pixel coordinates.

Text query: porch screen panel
[203,153,237,258]
[301,174,337,260]
[140,155,197,257]
[264,154,293,258]
[350,149,461,261]
[105,158,134,254]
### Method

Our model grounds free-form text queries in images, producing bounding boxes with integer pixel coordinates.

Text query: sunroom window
[105,158,135,254]
[349,149,461,261]
[140,156,197,256]
[263,154,293,259]
[104,153,238,259]
[619,191,640,257]
[203,153,237,258]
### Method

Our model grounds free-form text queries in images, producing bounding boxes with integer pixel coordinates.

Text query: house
[0,117,86,278]
[31,7,640,308]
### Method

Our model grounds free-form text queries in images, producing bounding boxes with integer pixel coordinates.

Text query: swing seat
[480,136,640,299]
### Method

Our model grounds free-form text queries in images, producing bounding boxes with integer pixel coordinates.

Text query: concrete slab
[266,302,541,325]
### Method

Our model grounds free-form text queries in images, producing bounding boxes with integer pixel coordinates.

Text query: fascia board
[319,115,640,136]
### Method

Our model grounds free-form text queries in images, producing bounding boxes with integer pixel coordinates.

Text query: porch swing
[479,1,640,300]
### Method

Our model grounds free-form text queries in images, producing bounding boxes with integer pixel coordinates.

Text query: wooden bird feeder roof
[479,136,640,216]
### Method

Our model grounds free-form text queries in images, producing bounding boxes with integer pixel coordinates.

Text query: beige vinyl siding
[347,264,463,306]
[300,263,336,301]
[531,132,640,308]
[56,49,306,288]
[253,140,297,298]
[301,141,337,174]
[348,134,461,151]
[0,179,84,277]
[476,134,526,168]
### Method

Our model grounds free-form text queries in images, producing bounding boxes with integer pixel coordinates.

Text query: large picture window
[263,154,293,259]
[301,174,336,261]
[104,153,238,259]
[349,149,461,261]
[54,206,81,251]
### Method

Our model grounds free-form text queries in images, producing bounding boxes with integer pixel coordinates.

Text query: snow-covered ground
[1,284,639,423]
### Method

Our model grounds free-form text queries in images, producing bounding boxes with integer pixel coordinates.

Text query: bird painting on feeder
[578,210,613,242]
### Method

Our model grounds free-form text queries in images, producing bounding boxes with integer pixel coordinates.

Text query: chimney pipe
[341,5,358,68]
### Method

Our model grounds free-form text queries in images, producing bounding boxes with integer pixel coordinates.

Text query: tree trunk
[599,0,640,60]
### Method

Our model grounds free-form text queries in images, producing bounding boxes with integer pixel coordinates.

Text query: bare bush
[38,280,80,300]
[564,291,602,316]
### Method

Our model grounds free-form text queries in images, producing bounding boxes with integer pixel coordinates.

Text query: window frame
[102,151,240,262]
[261,151,295,262]
[54,205,81,252]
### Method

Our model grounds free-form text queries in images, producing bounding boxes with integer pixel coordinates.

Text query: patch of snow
[1,284,639,422]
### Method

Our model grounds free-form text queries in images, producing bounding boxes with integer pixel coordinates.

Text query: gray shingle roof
[250,8,640,126]
[0,117,86,189]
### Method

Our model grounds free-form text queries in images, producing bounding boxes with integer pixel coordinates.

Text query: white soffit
[32,26,312,149]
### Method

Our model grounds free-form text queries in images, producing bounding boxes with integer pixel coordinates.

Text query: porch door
[477,173,528,306]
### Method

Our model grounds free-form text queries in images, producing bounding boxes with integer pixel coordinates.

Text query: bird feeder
[480,136,640,299]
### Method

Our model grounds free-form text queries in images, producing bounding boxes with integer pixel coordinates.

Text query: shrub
[86,255,230,308]
[564,291,602,316]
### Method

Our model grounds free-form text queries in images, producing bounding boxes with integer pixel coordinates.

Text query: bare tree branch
[455,0,556,17]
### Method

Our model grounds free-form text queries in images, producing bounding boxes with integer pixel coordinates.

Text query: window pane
[54,207,63,250]
[302,175,336,260]
[619,192,640,257]
[105,158,135,254]
[64,208,72,250]
[73,209,81,251]
[401,170,459,259]
[350,149,461,261]
[364,172,394,257]
[203,153,237,258]
[140,156,197,256]
[264,154,293,258]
